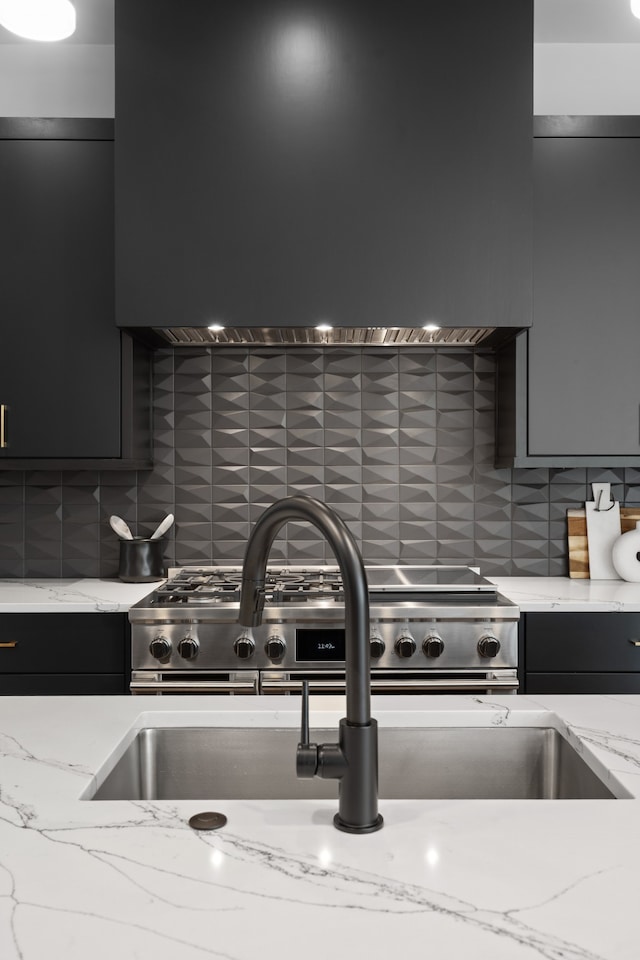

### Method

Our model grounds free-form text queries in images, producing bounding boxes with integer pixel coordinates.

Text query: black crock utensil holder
[118,538,166,582]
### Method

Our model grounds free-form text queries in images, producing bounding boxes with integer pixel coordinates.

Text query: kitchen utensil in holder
[584,482,621,580]
[118,538,166,582]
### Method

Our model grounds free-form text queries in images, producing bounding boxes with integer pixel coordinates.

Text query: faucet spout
[239,495,383,832]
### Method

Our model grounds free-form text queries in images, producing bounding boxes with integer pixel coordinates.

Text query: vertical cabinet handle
[0,404,7,448]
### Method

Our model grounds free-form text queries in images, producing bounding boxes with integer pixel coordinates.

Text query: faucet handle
[296,680,318,778]
[239,579,266,627]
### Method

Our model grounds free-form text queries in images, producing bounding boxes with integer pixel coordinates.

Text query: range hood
[116,3,532,337]
[152,326,509,348]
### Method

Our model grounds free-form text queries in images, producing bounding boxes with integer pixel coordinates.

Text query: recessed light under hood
[153,326,499,347]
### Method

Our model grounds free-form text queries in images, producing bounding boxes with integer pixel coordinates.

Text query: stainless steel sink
[89,726,618,801]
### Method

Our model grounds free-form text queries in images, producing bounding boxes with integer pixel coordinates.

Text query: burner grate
[148,565,499,607]
[154,568,346,605]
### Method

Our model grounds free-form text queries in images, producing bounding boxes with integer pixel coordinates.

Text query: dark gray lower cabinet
[527,673,640,694]
[0,613,130,695]
[523,612,640,694]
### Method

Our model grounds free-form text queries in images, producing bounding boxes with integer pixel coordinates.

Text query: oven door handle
[130,679,259,694]
[374,677,519,692]
[260,677,520,694]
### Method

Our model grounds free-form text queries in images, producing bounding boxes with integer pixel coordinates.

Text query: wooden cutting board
[568,507,640,578]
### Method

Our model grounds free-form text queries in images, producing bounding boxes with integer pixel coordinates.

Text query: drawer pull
[629,639,640,647]
[0,641,17,648]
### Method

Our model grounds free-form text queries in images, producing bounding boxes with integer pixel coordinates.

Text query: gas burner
[154,567,347,605]
[269,578,344,604]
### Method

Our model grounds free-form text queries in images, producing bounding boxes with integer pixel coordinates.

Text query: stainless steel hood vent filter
[153,326,498,347]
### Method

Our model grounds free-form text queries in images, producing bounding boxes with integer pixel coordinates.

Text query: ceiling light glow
[210,849,224,868]
[632,0,640,21]
[423,324,441,333]
[273,20,332,92]
[425,846,440,867]
[318,847,332,867]
[208,323,225,332]
[0,0,76,41]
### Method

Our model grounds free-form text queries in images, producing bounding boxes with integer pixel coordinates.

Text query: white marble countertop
[1,576,640,614]
[1,693,639,959]
[0,578,156,612]
[489,577,640,612]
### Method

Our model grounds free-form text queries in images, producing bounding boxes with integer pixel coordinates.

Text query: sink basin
[88,725,618,801]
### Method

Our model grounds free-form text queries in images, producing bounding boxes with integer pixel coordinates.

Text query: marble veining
[565,726,640,773]
[0,729,94,781]
[0,578,154,612]
[189,830,609,960]
[0,695,639,958]
[490,577,640,612]
[469,696,513,724]
[0,806,615,960]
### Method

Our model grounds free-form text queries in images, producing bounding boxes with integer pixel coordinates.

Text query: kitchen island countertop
[1,575,640,613]
[0,693,639,959]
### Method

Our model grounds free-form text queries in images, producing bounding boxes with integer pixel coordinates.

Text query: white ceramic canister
[611,521,640,582]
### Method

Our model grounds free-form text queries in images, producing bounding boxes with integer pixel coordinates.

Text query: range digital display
[296,629,345,662]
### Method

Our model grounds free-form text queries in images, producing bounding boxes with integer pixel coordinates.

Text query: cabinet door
[524,612,640,694]
[529,134,640,457]
[0,133,121,458]
[525,612,640,673]
[527,673,640,694]
[0,613,128,695]
[0,675,127,695]
[116,0,532,331]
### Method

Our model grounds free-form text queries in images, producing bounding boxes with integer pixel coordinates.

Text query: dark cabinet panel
[527,673,640,694]
[0,119,152,467]
[496,117,640,467]
[0,133,119,457]
[526,612,640,673]
[115,0,532,332]
[0,675,126,695]
[522,612,640,694]
[0,613,130,695]
[530,135,640,457]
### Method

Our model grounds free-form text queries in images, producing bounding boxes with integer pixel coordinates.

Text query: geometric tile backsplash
[1,345,639,579]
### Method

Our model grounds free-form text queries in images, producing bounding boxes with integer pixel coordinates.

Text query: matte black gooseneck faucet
[238,495,383,833]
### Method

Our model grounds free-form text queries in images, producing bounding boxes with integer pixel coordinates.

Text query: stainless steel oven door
[130,670,260,695]
[259,669,519,695]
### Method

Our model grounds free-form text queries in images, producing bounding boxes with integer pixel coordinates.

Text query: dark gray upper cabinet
[0,119,152,468]
[496,117,640,467]
[115,0,532,331]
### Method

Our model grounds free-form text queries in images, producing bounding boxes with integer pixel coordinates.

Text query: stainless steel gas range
[128,565,520,696]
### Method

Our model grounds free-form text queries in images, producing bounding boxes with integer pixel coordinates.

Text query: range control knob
[177,637,199,660]
[423,635,444,658]
[369,636,386,659]
[265,635,286,661]
[395,633,416,659]
[149,636,172,660]
[234,636,255,660]
[478,635,501,659]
